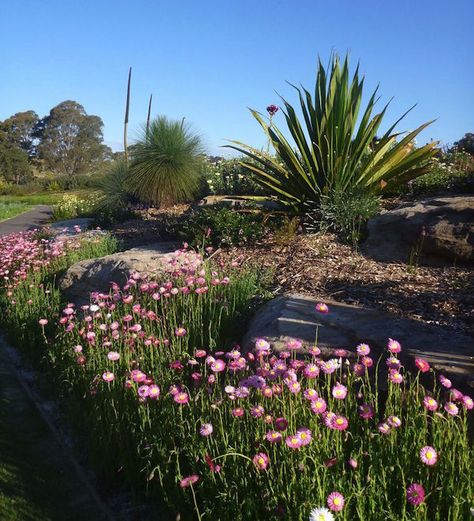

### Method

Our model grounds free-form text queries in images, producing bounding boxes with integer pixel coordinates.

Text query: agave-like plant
[127,116,205,206]
[226,55,439,209]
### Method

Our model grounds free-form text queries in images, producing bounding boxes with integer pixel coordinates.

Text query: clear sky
[1,0,473,155]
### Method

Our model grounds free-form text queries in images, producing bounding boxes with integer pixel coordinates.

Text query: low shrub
[304,190,380,247]
[52,193,101,221]
[45,173,107,191]
[0,181,44,196]
[203,158,268,196]
[408,152,474,196]
[177,206,268,248]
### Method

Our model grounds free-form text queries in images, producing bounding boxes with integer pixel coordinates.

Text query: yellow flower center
[426,451,434,459]
[334,497,341,505]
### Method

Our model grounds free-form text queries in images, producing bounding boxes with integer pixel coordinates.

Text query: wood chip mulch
[216,233,474,337]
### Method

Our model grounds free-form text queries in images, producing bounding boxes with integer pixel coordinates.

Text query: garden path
[0,207,112,519]
[0,205,52,235]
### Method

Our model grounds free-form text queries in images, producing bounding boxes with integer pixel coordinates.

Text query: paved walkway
[0,205,52,236]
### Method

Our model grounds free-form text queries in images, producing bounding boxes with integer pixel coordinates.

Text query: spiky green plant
[226,55,439,210]
[95,158,131,211]
[127,116,205,206]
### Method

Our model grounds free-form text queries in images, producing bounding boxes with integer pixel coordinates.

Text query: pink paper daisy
[387,338,402,354]
[415,358,430,373]
[423,396,438,411]
[444,402,459,416]
[420,446,438,466]
[285,434,303,449]
[310,397,327,415]
[266,430,282,443]
[253,452,269,471]
[327,491,345,512]
[406,483,425,506]
[332,383,348,400]
[315,302,329,313]
[330,415,349,431]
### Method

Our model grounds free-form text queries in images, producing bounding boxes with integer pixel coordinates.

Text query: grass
[0,202,32,221]
[0,352,105,521]
[0,190,95,207]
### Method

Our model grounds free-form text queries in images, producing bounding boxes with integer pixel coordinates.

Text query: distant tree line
[0,100,116,185]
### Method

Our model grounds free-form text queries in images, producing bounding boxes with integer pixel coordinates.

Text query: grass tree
[226,54,439,211]
[127,116,205,206]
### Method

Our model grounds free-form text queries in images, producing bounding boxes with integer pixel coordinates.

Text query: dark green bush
[92,206,137,228]
[178,206,268,248]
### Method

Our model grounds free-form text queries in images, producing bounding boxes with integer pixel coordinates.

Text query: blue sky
[1,0,473,155]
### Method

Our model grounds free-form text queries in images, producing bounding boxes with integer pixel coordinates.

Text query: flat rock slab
[60,241,179,304]
[244,294,474,387]
[52,217,95,234]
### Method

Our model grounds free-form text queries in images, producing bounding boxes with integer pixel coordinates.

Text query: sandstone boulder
[59,242,178,304]
[243,294,474,387]
[363,195,474,264]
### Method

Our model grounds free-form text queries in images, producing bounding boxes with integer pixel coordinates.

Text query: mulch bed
[216,233,474,337]
[109,205,473,337]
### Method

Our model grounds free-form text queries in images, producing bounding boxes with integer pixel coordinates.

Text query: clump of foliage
[304,190,380,247]
[94,159,132,210]
[127,116,205,206]
[178,206,269,248]
[227,54,438,211]
[409,151,474,196]
[203,157,268,196]
[52,193,100,221]
[452,133,474,156]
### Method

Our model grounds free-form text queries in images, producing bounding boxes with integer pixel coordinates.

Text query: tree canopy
[35,100,110,177]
